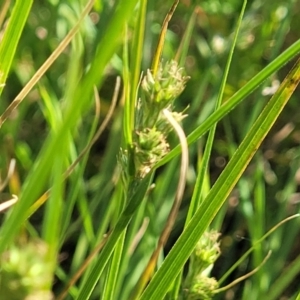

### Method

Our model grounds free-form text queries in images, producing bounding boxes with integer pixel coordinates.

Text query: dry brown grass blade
[0,158,16,192]
[151,0,179,76]
[0,0,10,30]
[0,195,18,212]
[0,0,95,128]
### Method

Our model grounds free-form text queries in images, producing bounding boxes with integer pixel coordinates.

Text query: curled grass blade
[215,250,272,294]
[218,214,300,286]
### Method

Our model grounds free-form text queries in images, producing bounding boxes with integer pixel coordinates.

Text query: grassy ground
[0,0,300,299]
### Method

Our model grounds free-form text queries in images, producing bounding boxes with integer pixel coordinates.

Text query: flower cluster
[193,230,221,272]
[119,60,189,187]
[136,60,189,129]
[184,231,221,299]
[186,275,219,300]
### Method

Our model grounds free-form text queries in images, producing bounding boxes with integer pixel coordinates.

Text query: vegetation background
[0,0,299,299]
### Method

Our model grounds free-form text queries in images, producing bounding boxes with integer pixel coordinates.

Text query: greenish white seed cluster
[119,60,189,187]
[184,230,221,299]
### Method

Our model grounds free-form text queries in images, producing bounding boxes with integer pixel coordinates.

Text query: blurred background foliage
[0,0,300,299]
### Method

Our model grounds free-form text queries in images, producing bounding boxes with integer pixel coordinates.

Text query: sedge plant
[0,1,300,300]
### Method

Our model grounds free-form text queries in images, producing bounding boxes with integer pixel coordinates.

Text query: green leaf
[0,0,33,95]
[76,173,152,300]
[155,39,300,168]
[0,0,139,255]
[140,57,300,300]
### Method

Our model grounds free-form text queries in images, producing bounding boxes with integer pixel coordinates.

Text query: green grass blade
[102,181,126,299]
[175,6,197,66]
[129,0,147,129]
[155,39,300,169]
[170,2,248,298]
[0,0,139,255]
[76,173,152,300]
[122,25,132,146]
[102,231,126,300]
[42,139,65,274]
[122,0,148,146]
[266,253,300,300]
[140,57,300,300]
[0,0,33,95]
[218,214,299,286]
[187,0,247,221]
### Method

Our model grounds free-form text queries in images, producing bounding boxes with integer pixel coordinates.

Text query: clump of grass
[0,1,300,300]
